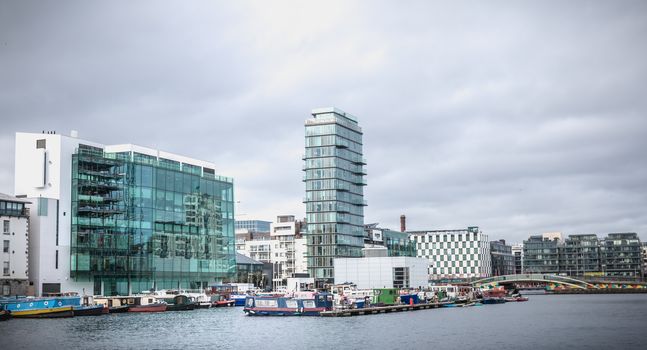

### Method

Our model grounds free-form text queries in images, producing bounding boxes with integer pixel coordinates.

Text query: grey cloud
[1,0,646,242]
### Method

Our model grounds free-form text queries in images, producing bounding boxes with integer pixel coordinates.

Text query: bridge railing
[471,274,598,289]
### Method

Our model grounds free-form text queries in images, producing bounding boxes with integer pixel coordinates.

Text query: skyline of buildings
[2,109,645,296]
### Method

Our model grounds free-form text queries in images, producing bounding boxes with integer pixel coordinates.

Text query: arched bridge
[472,274,599,290]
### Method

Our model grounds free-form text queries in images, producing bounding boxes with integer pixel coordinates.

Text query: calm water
[2,294,647,349]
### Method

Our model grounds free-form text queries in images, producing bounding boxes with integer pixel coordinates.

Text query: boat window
[285,300,298,308]
[255,299,278,308]
[302,300,316,308]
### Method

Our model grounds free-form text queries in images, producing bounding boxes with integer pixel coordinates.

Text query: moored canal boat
[243,293,333,316]
[73,304,106,316]
[11,305,74,318]
[95,297,130,313]
[166,295,196,311]
[127,296,167,312]
[0,297,77,318]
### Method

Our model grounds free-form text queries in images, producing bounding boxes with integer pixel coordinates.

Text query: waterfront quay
[320,301,448,317]
[2,294,647,350]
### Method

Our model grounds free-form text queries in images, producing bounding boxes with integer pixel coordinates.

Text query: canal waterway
[2,294,647,349]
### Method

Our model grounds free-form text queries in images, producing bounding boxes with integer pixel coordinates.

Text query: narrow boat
[165,295,196,311]
[0,297,77,318]
[71,294,108,316]
[95,297,131,313]
[243,293,332,316]
[108,305,130,313]
[12,306,74,318]
[73,304,106,316]
[127,296,167,312]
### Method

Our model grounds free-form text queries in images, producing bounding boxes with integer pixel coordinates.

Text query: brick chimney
[400,215,406,232]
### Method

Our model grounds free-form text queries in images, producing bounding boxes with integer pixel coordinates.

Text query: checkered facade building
[409,227,492,280]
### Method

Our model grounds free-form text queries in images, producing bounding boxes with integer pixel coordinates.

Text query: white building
[334,256,429,290]
[14,132,100,296]
[511,243,524,274]
[269,215,307,290]
[1,193,31,296]
[239,239,272,263]
[409,226,492,280]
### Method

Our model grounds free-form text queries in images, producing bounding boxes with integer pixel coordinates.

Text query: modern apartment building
[0,193,31,296]
[15,132,236,296]
[303,107,366,286]
[560,234,601,276]
[490,239,515,276]
[523,234,562,274]
[409,227,491,280]
[522,232,643,280]
[270,215,307,290]
[600,233,643,279]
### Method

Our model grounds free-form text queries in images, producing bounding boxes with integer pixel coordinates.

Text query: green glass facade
[382,230,416,257]
[304,108,366,285]
[70,144,236,296]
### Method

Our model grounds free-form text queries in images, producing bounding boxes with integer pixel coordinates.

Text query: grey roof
[236,252,263,265]
[0,193,31,203]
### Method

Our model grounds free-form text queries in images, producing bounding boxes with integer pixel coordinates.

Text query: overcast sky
[1,1,646,243]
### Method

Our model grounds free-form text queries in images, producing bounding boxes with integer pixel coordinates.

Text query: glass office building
[70,144,236,295]
[304,107,366,285]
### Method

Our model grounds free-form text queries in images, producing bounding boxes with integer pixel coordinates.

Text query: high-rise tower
[303,107,366,286]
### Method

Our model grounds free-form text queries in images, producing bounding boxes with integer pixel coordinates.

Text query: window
[2,220,8,234]
[393,267,410,289]
[38,197,48,216]
[55,250,59,269]
[255,299,278,308]
[42,283,61,294]
[3,261,9,276]
[37,139,46,149]
[3,240,8,253]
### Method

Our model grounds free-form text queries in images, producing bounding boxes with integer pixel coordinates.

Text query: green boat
[372,288,399,305]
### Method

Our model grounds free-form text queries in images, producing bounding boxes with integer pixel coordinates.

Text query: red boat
[126,296,167,312]
[212,299,235,307]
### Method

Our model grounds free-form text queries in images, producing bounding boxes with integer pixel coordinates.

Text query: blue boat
[231,294,248,306]
[243,293,333,316]
[0,297,78,318]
